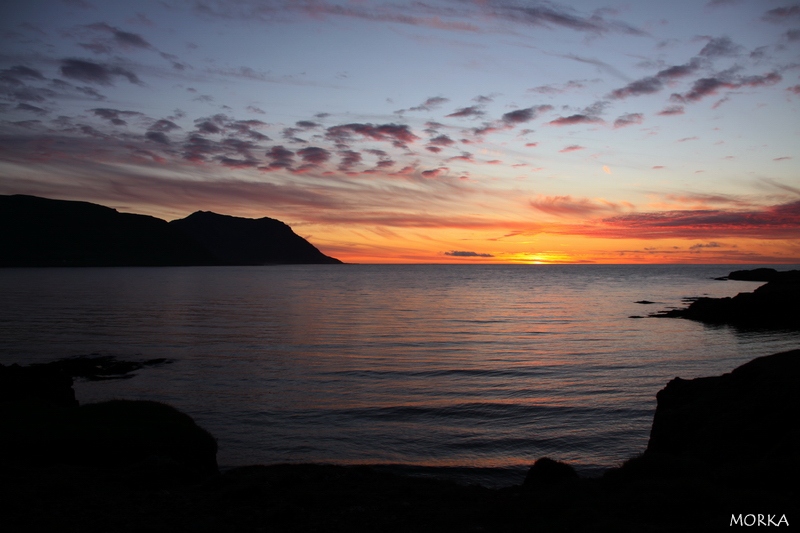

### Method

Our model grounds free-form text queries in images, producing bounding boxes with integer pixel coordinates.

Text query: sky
[1,0,799,264]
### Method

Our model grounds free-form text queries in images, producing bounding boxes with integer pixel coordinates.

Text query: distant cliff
[0,194,342,266]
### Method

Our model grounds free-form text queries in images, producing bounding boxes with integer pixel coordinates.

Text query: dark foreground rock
[1,357,217,482]
[1,399,218,481]
[653,268,800,329]
[647,349,800,485]
[1,351,797,532]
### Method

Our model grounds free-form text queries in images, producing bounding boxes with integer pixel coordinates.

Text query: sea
[1,264,798,487]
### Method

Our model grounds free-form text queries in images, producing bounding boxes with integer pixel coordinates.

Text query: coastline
[3,349,798,531]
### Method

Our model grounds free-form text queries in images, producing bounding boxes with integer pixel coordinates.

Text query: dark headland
[0,194,342,266]
[651,268,800,329]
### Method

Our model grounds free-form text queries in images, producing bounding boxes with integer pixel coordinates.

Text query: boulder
[523,457,579,489]
[0,362,77,407]
[1,399,218,481]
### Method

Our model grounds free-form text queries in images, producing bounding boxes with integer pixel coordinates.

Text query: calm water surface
[2,264,798,487]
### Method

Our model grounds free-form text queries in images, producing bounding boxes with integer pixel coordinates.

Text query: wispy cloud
[530,195,625,217]
[576,201,800,239]
[559,144,585,153]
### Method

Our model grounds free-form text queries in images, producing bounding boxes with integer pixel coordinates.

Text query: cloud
[559,145,585,153]
[182,134,216,162]
[482,2,646,35]
[15,103,47,115]
[444,250,493,257]
[689,242,723,250]
[325,123,419,148]
[265,145,295,170]
[83,22,153,51]
[528,80,586,94]
[428,134,455,146]
[762,6,800,23]
[562,54,631,82]
[295,120,319,129]
[447,152,475,163]
[145,131,171,145]
[421,167,448,178]
[549,114,604,126]
[407,96,449,112]
[196,120,222,134]
[698,36,742,57]
[0,65,46,84]
[337,149,362,172]
[149,119,181,132]
[218,156,259,169]
[297,146,331,165]
[656,59,702,79]
[613,113,644,128]
[90,107,144,126]
[502,105,553,124]
[609,77,663,99]
[586,201,800,239]
[671,72,781,103]
[609,59,701,100]
[657,105,684,116]
[191,0,648,35]
[446,105,484,118]
[60,59,141,85]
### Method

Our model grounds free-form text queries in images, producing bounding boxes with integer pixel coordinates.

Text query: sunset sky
[1,0,799,263]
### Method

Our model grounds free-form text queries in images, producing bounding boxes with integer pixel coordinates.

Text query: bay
[1,264,798,487]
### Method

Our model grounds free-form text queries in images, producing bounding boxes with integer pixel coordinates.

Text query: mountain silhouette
[169,211,342,265]
[0,195,341,266]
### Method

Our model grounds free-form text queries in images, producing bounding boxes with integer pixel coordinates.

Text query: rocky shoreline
[3,348,797,531]
[651,268,800,329]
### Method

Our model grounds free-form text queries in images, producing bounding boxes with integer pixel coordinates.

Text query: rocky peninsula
[652,268,800,329]
[2,346,797,532]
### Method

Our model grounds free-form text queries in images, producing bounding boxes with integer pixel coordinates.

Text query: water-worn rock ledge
[2,352,797,532]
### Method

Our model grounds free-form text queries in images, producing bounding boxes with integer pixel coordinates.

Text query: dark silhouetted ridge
[169,210,342,265]
[0,195,341,266]
[0,195,215,266]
